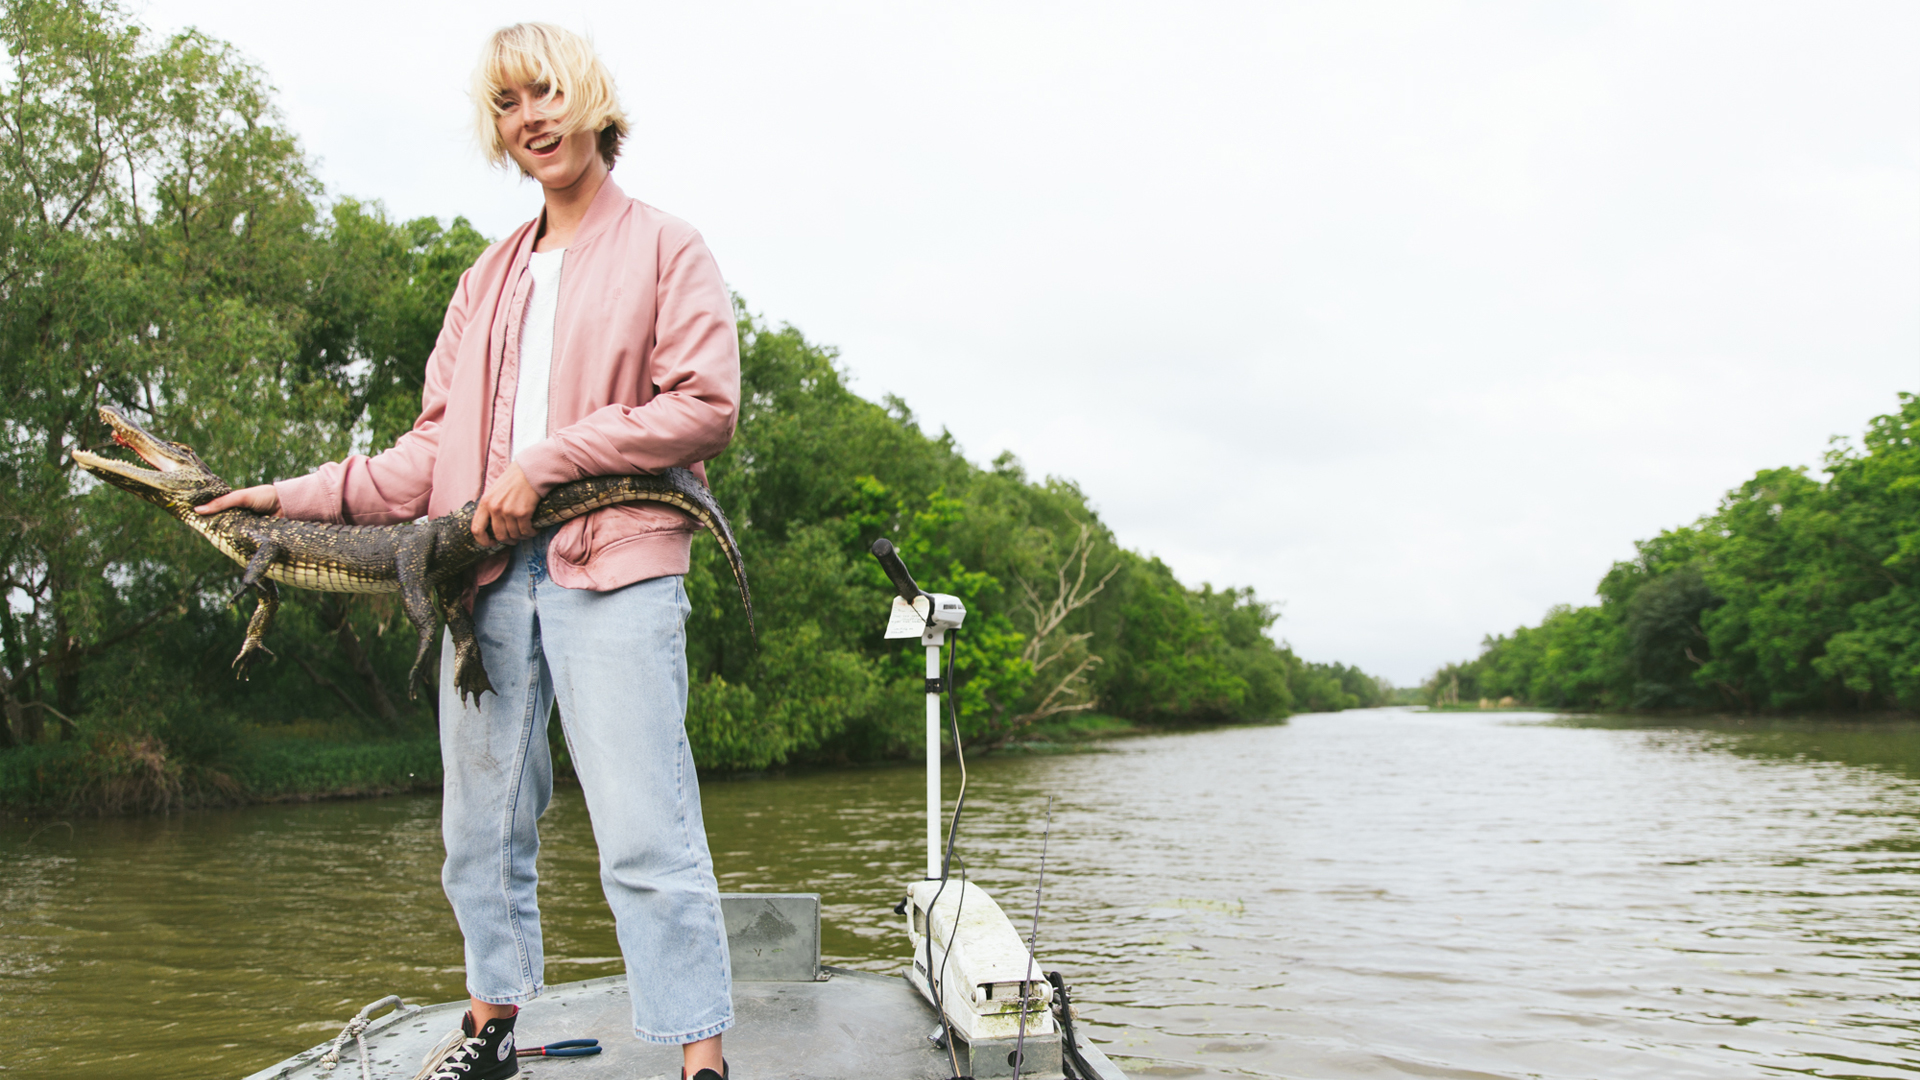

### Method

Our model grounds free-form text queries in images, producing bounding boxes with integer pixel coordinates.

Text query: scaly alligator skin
[72,406,752,704]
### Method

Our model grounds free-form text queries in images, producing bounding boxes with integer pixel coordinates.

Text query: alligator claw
[230,640,275,679]
[456,666,495,708]
[452,646,494,707]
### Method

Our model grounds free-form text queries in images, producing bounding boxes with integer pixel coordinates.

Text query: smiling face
[473,24,628,183]
[495,83,606,192]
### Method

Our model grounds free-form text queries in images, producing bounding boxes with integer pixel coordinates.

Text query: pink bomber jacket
[273,178,741,592]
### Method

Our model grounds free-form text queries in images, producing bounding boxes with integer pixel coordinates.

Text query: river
[6,708,1920,1079]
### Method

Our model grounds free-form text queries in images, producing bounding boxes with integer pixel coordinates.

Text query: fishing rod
[1012,797,1054,1080]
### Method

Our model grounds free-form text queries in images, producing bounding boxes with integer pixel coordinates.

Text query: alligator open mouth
[70,406,224,504]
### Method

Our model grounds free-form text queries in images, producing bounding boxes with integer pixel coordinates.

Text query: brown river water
[6,708,1920,1079]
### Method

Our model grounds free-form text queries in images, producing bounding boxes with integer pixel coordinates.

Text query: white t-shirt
[512,248,566,462]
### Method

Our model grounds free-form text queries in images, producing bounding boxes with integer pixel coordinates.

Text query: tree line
[0,0,1388,780]
[1425,393,1920,714]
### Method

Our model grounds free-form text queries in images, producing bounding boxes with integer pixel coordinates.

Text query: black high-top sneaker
[684,1061,728,1080]
[412,1009,518,1080]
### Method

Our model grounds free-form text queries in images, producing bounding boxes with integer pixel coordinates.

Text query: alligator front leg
[438,581,495,706]
[230,540,285,608]
[232,578,279,676]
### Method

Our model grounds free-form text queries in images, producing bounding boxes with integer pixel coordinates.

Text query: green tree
[1803,395,1920,708]
[679,310,1371,768]
[0,0,491,751]
[1429,393,1920,717]
[0,0,337,744]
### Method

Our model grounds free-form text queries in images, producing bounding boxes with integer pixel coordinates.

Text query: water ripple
[8,710,1920,1077]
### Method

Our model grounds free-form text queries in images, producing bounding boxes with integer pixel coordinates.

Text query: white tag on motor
[885,595,931,638]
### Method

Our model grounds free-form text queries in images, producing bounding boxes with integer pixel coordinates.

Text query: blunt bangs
[472,23,629,169]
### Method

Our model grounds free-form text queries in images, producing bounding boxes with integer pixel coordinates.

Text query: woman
[199,23,737,1080]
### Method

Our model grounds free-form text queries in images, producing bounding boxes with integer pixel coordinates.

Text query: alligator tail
[530,469,755,636]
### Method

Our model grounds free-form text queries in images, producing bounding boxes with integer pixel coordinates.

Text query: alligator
[71,405,752,705]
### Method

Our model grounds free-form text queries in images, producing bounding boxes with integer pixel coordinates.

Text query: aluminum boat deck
[241,894,1126,1080]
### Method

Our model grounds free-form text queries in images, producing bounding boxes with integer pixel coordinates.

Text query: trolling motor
[869,539,1062,1079]
[871,538,968,878]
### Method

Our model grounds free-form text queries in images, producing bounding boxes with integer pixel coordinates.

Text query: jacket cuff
[515,439,581,496]
[273,473,344,524]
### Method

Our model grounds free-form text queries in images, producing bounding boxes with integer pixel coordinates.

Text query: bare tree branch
[0,572,218,696]
[293,653,370,720]
[315,595,400,724]
[1016,522,1119,669]
[990,521,1121,739]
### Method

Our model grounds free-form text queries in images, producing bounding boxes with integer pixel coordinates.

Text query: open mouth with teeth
[70,406,229,510]
[526,132,563,158]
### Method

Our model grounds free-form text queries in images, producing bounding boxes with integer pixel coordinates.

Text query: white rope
[318,995,407,1080]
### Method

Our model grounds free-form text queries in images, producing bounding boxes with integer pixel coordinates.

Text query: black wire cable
[941,625,967,876]
[1046,971,1093,1080]
[936,853,969,1071]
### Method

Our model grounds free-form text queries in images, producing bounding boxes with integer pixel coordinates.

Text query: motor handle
[869,538,924,604]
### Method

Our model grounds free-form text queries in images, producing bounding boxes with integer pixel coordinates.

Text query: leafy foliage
[682,313,1391,768]
[1429,394,1920,714]
[0,0,491,750]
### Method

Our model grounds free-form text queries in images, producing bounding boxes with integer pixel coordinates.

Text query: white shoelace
[410,1027,485,1080]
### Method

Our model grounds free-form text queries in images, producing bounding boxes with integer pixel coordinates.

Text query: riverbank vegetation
[1425,393,1920,715]
[0,0,1388,814]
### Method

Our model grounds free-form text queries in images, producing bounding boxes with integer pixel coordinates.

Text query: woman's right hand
[195,484,281,516]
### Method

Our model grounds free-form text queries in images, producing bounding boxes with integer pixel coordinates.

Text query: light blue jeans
[437,530,733,1045]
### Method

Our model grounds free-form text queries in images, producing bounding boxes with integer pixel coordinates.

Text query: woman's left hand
[473,463,540,546]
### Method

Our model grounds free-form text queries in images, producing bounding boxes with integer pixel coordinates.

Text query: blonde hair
[472,23,629,169]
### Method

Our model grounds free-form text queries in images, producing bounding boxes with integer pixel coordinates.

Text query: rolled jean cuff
[634,1013,734,1046]
[469,984,543,1007]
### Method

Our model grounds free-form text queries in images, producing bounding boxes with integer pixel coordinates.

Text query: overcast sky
[136,0,1918,685]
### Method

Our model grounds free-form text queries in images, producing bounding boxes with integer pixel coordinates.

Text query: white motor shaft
[926,639,942,880]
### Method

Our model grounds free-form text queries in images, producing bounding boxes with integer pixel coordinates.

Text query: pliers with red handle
[517,1038,602,1058]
